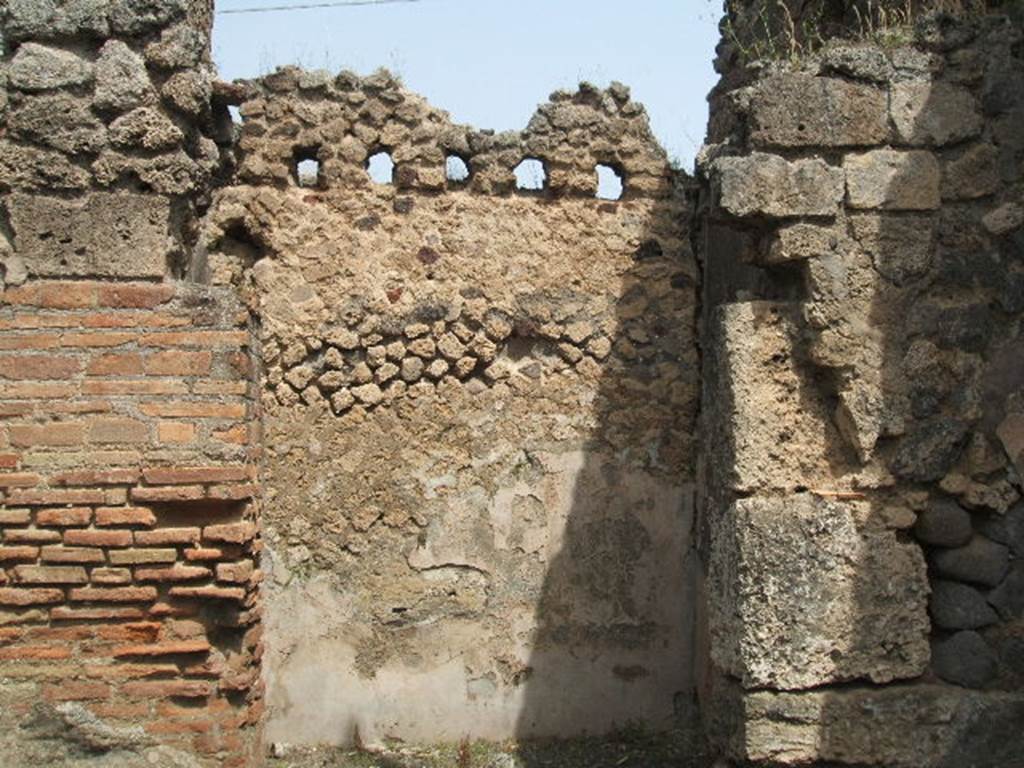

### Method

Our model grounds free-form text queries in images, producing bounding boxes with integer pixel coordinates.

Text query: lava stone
[914,498,973,547]
[931,535,1010,587]
[987,563,1024,620]
[932,631,998,688]
[930,579,999,629]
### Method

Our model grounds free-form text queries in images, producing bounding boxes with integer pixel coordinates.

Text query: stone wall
[203,71,700,746]
[699,6,1024,765]
[0,3,262,766]
[1,1,1022,766]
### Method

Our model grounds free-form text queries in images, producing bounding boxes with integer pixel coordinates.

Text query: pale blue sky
[212,0,722,167]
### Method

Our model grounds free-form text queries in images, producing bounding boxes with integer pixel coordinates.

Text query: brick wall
[0,280,262,766]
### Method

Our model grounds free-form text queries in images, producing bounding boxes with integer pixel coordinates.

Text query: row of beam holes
[295,150,623,200]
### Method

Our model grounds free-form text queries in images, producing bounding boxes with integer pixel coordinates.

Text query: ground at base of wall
[267,727,711,768]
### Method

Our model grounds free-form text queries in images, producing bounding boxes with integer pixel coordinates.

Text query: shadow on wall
[510,185,703,759]
[705,8,1024,766]
[822,12,1024,766]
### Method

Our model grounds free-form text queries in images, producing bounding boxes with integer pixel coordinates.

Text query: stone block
[4,0,110,41]
[704,302,843,494]
[942,143,1000,200]
[94,40,153,113]
[891,80,983,146]
[749,74,889,147]
[850,213,935,285]
[8,43,94,92]
[8,193,173,279]
[708,494,929,691]
[8,93,107,154]
[845,149,941,210]
[713,153,844,218]
[109,0,188,35]
[708,680,1024,767]
[764,222,848,264]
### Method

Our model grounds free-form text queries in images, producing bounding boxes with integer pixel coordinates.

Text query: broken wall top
[224,69,674,198]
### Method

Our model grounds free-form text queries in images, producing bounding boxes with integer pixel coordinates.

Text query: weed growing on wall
[718,0,1023,64]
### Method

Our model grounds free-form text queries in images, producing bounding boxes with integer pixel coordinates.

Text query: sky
[212,0,723,168]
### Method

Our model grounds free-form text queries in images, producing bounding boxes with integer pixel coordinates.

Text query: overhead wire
[217,0,420,14]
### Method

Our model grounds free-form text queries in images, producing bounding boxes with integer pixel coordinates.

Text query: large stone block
[8,193,174,278]
[749,74,889,148]
[891,80,983,146]
[845,148,941,210]
[708,680,1024,767]
[704,302,845,493]
[708,494,929,690]
[713,153,844,218]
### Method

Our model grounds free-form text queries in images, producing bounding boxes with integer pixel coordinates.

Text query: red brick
[147,719,213,735]
[52,468,140,486]
[168,585,246,602]
[0,645,72,660]
[0,473,40,488]
[60,332,136,348]
[0,404,32,419]
[0,545,39,561]
[43,681,110,701]
[0,508,31,525]
[0,333,60,350]
[90,701,151,718]
[144,350,212,376]
[122,679,213,698]
[139,330,248,348]
[84,662,177,680]
[135,564,211,582]
[134,527,200,545]
[8,488,104,505]
[41,546,105,564]
[211,425,247,445]
[12,565,88,584]
[82,380,188,396]
[95,506,155,527]
[142,465,250,485]
[4,529,61,544]
[108,548,177,565]
[7,422,86,447]
[87,418,150,444]
[157,421,196,444]
[69,586,157,603]
[0,354,82,380]
[96,283,174,309]
[114,640,210,658]
[203,522,255,545]
[36,507,92,527]
[138,402,246,419]
[48,400,112,415]
[86,353,143,376]
[82,312,189,329]
[0,453,20,469]
[192,380,248,396]
[216,561,254,583]
[0,587,63,605]
[0,381,77,399]
[64,529,132,548]
[51,606,143,621]
[88,567,131,585]
[2,282,96,309]
[131,486,205,502]
[183,547,223,561]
